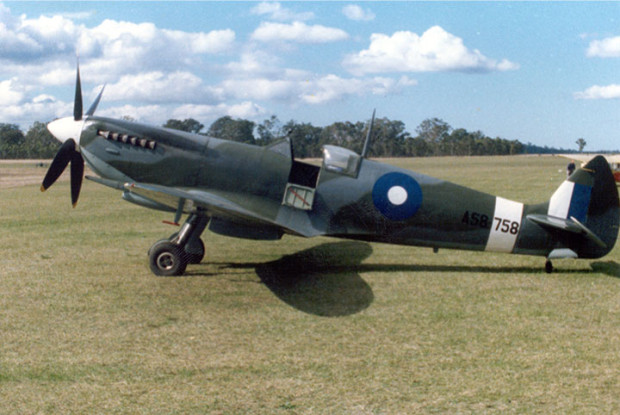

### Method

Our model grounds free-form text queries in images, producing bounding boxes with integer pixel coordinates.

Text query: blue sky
[1,1,619,151]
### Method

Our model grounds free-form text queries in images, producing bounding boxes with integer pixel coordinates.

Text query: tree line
[2,115,556,160]
[164,115,527,158]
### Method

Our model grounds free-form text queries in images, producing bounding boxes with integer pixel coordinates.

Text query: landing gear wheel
[149,242,188,276]
[186,238,205,264]
[148,238,172,257]
[545,259,553,274]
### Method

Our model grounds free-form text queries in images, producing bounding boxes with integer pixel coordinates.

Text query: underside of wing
[100,180,318,238]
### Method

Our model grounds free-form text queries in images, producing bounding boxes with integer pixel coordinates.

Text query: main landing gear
[545,259,553,274]
[148,211,208,276]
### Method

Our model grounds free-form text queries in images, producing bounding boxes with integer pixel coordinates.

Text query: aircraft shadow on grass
[191,241,616,317]
[590,261,620,278]
[220,241,376,317]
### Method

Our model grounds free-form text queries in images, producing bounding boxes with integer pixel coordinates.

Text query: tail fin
[528,156,619,258]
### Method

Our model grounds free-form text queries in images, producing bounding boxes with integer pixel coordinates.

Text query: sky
[1,1,620,151]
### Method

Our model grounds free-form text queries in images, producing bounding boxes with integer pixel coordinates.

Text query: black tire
[186,238,205,264]
[545,260,553,274]
[148,238,171,257]
[149,242,188,276]
[148,233,180,257]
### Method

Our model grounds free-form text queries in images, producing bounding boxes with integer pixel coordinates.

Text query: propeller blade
[41,139,76,191]
[70,151,84,208]
[86,84,106,116]
[74,65,83,121]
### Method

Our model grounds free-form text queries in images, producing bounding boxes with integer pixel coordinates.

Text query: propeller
[40,139,83,207]
[42,63,104,207]
[73,65,83,121]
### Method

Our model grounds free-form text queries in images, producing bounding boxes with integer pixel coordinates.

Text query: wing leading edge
[114,180,319,238]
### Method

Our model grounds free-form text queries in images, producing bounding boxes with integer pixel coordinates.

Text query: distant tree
[256,115,287,145]
[23,121,60,158]
[164,118,204,134]
[369,118,411,157]
[287,121,322,158]
[404,137,432,157]
[320,121,362,152]
[576,138,587,153]
[207,116,255,144]
[445,128,474,156]
[0,123,25,159]
[415,118,452,156]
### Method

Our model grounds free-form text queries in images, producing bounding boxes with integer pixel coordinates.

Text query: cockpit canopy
[322,145,361,177]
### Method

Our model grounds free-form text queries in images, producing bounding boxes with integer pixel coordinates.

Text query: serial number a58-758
[462,210,520,235]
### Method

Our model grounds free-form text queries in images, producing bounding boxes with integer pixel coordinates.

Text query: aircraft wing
[121,181,318,238]
[605,154,620,164]
[558,154,620,164]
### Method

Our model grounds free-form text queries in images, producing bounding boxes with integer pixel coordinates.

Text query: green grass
[1,156,618,414]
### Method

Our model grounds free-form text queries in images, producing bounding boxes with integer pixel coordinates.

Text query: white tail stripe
[485,197,524,253]
[548,181,574,218]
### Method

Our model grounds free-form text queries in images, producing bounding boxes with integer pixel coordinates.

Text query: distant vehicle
[559,154,620,184]
[41,66,620,276]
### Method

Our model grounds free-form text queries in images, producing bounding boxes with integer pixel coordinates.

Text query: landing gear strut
[148,211,208,276]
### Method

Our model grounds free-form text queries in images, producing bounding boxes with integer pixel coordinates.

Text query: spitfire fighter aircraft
[42,67,619,276]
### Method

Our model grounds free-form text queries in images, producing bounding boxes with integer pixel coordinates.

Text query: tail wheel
[149,242,188,276]
[545,260,553,274]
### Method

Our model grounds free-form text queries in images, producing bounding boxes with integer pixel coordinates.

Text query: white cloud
[78,19,235,79]
[95,101,268,127]
[173,102,266,121]
[0,10,79,61]
[301,75,416,104]
[342,5,375,22]
[0,79,25,105]
[32,94,56,104]
[98,104,169,124]
[251,21,348,44]
[218,78,299,101]
[213,69,416,105]
[574,84,620,100]
[343,26,519,75]
[0,93,69,127]
[250,2,314,21]
[0,7,235,82]
[225,50,284,78]
[587,36,620,58]
[104,71,213,104]
[0,2,419,130]
[37,65,75,86]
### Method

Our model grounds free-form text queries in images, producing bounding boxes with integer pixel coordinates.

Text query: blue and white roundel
[372,172,423,221]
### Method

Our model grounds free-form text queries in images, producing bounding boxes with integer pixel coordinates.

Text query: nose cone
[47,117,84,145]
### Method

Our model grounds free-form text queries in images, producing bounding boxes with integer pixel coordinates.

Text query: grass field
[1,156,618,414]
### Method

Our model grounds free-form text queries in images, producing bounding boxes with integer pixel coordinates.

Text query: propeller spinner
[42,64,104,207]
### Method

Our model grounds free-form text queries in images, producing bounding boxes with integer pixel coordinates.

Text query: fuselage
[74,116,616,260]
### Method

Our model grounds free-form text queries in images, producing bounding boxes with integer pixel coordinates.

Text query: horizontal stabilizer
[527,214,607,248]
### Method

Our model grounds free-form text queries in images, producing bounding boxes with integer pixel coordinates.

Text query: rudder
[547,156,619,258]
[582,156,619,257]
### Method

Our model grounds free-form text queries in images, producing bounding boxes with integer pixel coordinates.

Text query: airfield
[1,155,618,414]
